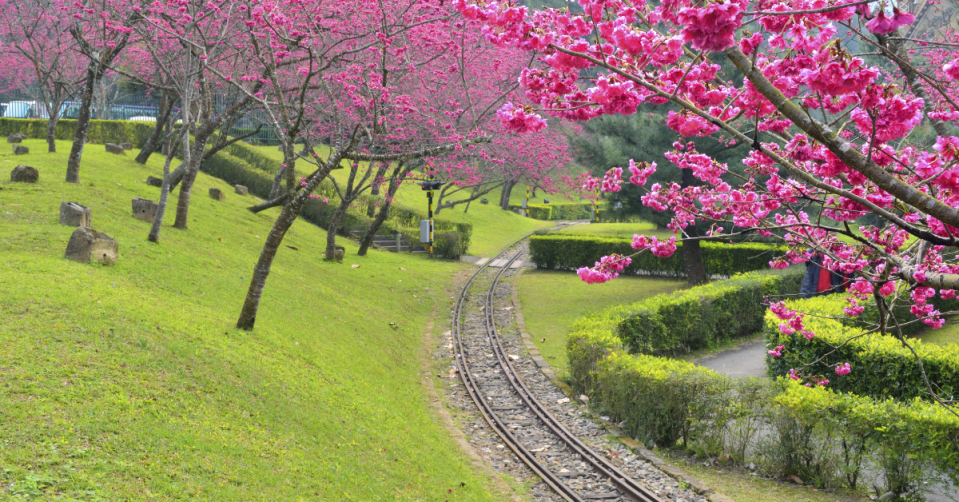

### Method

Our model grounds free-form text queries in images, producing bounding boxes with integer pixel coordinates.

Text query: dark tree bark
[324,201,348,260]
[65,66,96,183]
[499,179,516,210]
[358,163,406,256]
[45,104,60,153]
[680,167,708,285]
[237,147,350,331]
[136,92,172,164]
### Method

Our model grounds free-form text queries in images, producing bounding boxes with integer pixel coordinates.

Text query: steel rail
[452,238,665,502]
[483,248,663,502]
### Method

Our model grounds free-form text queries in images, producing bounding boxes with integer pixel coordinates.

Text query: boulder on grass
[145,176,163,187]
[480,198,488,204]
[105,143,126,155]
[13,145,29,155]
[7,133,25,143]
[334,245,345,263]
[234,184,248,196]
[64,227,118,265]
[131,197,158,222]
[10,164,38,183]
[209,187,225,201]
[59,202,92,227]
[120,142,133,151]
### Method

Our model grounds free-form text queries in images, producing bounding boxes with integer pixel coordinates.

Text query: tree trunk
[65,66,96,183]
[45,112,59,153]
[236,201,302,331]
[136,92,171,164]
[680,167,708,285]
[237,147,349,331]
[173,138,205,229]
[325,201,348,260]
[500,180,515,210]
[270,165,285,199]
[148,130,178,243]
[358,201,392,256]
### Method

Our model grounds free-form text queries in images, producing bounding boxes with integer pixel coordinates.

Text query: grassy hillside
[0,139,508,500]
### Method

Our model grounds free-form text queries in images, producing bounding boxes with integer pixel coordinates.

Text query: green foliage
[529,234,786,278]
[0,117,156,146]
[564,326,959,495]
[764,295,959,402]
[433,231,463,260]
[507,202,593,220]
[616,268,803,355]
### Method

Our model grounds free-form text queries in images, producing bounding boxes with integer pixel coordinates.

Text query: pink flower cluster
[835,363,851,376]
[576,254,632,284]
[627,160,656,186]
[675,0,744,53]
[496,103,547,133]
[631,234,678,258]
[767,344,784,357]
[865,7,915,35]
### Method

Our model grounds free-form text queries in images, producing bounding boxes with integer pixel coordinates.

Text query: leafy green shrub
[617,268,804,355]
[764,295,959,402]
[433,231,463,259]
[565,323,959,494]
[528,234,785,278]
[508,202,593,220]
[0,117,156,146]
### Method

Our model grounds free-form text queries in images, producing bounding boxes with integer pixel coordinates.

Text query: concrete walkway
[695,341,767,378]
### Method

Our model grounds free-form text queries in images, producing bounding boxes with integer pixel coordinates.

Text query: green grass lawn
[249,145,551,257]
[917,318,959,347]
[0,139,510,500]
[555,221,675,240]
[514,270,685,376]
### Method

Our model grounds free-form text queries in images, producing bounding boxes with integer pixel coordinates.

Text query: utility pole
[525,184,530,218]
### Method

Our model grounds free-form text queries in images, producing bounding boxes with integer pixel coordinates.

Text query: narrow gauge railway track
[452,240,665,502]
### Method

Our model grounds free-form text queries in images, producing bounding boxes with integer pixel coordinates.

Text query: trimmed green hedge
[617,268,804,355]
[508,202,594,220]
[529,234,785,278]
[0,117,156,146]
[764,295,959,402]
[566,324,959,494]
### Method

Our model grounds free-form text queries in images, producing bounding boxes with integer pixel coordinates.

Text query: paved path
[695,341,767,378]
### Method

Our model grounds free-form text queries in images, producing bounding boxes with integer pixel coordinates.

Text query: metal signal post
[419,169,443,258]
[525,184,530,218]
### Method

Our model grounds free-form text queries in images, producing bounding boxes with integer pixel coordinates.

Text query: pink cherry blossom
[835,363,852,376]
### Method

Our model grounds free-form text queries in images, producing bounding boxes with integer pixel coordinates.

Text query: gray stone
[131,197,158,222]
[59,202,92,227]
[334,245,345,263]
[145,176,163,187]
[234,184,248,195]
[209,187,225,201]
[13,145,29,155]
[105,143,126,155]
[120,142,133,150]
[64,227,118,265]
[10,164,38,183]
[7,133,25,143]
[480,198,489,204]
[543,198,550,203]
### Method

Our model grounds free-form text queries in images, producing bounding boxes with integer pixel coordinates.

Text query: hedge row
[616,268,804,355]
[529,234,785,278]
[764,294,959,402]
[566,325,959,496]
[0,117,157,146]
[507,202,594,221]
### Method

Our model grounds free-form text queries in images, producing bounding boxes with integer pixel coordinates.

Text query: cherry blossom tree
[454,0,959,409]
[63,0,142,183]
[230,0,500,330]
[0,0,84,152]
